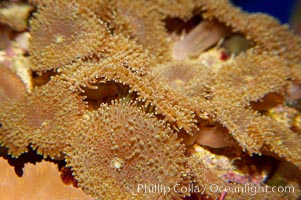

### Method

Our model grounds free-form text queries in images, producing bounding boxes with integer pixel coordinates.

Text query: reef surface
[0,0,301,199]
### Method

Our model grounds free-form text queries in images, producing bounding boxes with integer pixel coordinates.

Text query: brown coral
[65,59,196,132]
[200,51,301,168]
[197,0,301,63]
[58,34,197,133]
[151,0,196,19]
[1,0,301,199]
[152,60,206,92]
[29,0,108,72]
[205,51,301,165]
[154,48,301,168]
[151,60,213,100]
[212,50,290,103]
[0,80,87,158]
[65,100,189,199]
[92,0,171,62]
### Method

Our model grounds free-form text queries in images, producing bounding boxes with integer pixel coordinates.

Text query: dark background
[231,0,297,23]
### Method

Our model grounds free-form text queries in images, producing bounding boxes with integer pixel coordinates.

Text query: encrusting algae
[0,0,301,199]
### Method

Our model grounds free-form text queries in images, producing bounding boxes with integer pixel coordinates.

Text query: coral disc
[66,100,189,199]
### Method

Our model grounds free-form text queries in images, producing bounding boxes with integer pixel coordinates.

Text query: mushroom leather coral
[0,0,301,199]
[29,0,108,72]
[65,100,189,200]
[197,0,301,64]
[0,80,87,158]
[94,0,171,62]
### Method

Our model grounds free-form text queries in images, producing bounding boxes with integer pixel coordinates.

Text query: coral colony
[1,0,301,199]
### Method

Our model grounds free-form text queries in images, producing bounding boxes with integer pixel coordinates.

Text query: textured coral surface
[0,0,301,199]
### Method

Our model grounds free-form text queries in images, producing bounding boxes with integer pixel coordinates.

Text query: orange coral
[0,158,93,200]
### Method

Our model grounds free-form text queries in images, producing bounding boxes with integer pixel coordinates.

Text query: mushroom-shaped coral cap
[0,80,87,158]
[110,0,171,62]
[29,0,107,72]
[197,0,301,64]
[152,60,213,97]
[213,50,290,103]
[153,61,203,91]
[65,100,189,200]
